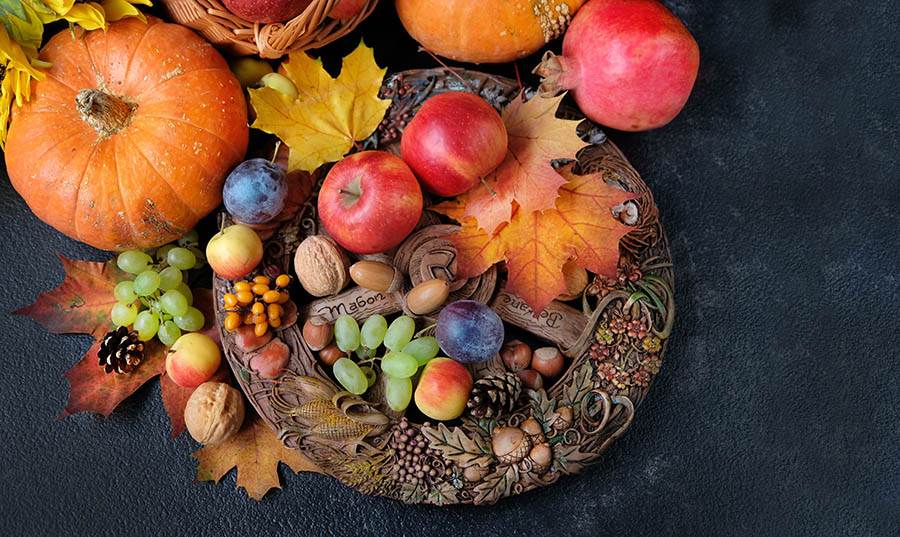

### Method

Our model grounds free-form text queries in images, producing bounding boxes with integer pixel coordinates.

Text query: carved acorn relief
[213,69,674,505]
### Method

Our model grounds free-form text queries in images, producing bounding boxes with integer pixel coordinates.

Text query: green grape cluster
[329,314,440,411]
[111,231,207,345]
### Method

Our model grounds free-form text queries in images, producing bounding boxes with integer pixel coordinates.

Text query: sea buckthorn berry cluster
[222,274,292,336]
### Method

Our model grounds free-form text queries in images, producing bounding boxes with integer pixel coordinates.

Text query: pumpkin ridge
[135,67,233,102]
[70,143,102,241]
[139,113,245,163]
[111,137,140,245]
[129,121,223,185]
[121,18,158,95]
[130,136,204,220]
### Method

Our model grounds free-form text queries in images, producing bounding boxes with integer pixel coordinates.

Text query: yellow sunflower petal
[61,2,107,31]
[102,0,148,22]
[0,24,42,79]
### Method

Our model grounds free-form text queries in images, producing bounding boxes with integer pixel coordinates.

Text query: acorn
[554,405,574,431]
[520,416,545,445]
[528,442,553,474]
[491,426,532,465]
[463,465,489,482]
[501,340,532,372]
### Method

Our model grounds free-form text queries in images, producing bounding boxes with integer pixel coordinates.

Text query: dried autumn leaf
[435,165,636,314]
[421,423,492,469]
[460,92,587,234]
[194,416,322,501]
[248,41,390,173]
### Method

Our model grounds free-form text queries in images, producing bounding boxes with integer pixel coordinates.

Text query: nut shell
[302,316,333,351]
[491,426,532,465]
[517,369,544,390]
[184,382,245,445]
[558,261,589,301]
[349,260,396,292]
[501,340,532,372]
[405,278,450,315]
[318,344,345,366]
[532,347,565,378]
[293,235,349,297]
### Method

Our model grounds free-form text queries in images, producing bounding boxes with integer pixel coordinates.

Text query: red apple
[223,0,311,23]
[205,224,263,280]
[166,333,222,388]
[414,358,473,421]
[329,0,366,19]
[400,92,507,197]
[318,151,423,254]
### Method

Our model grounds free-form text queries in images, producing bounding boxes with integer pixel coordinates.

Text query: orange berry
[253,275,271,286]
[254,322,269,337]
[252,283,270,296]
[224,312,241,331]
[269,316,282,328]
[263,290,281,303]
[223,293,238,308]
[277,292,290,304]
[236,291,254,306]
[251,302,265,315]
[254,313,267,324]
[243,312,255,325]
[275,274,291,288]
[233,281,251,293]
[268,303,283,319]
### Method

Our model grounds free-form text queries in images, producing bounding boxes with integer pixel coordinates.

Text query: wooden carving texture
[214,69,675,505]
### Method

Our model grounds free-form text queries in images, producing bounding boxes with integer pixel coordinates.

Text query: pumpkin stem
[75,89,137,138]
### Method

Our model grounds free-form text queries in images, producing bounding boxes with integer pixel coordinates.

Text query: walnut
[184,382,245,445]
[293,235,349,297]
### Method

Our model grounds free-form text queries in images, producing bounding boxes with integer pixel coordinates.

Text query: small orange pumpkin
[395,0,586,64]
[5,17,248,251]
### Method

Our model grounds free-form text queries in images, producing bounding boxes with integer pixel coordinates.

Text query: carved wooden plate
[214,69,674,505]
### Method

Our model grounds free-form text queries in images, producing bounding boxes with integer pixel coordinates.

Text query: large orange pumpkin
[395,0,586,64]
[5,17,248,251]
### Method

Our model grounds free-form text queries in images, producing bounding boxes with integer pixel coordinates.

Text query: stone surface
[1,1,898,535]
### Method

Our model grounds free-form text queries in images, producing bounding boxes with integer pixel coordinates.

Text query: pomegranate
[535,0,699,131]
[400,92,508,197]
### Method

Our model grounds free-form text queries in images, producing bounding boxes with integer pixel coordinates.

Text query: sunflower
[39,0,154,30]
[0,24,48,148]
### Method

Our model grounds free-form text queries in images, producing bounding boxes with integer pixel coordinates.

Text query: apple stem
[480,177,498,197]
[271,141,282,164]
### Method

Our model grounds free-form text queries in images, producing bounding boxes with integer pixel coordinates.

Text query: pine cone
[98,326,144,374]
[467,372,522,419]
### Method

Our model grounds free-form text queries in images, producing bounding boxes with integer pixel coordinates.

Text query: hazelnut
[405,278,450,315]
[532,347,565,378]
[517,369,544,390]
[349,260,396,292]
[558,261,589,301]
[302,316,333,351]
[501,340,532,372]
[318,344,345,366]
[293,235,349,297]
[520,416,545,444]
[491,426,532,465]
[527,443,553,474]
[184,382,245,445]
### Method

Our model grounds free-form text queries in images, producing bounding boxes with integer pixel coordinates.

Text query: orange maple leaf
[193,416,322,501]
[435,165,637,314]
[460,92,587,234]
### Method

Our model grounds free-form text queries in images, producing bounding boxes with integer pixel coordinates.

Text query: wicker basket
[161,0,379,58]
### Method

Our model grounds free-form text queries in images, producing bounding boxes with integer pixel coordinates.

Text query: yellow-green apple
[222,0,311,24]
[413,357,473,421]
[400,92,507,197]
[166,333,222,388]
[317,151,423,254]
[206,224,263,280]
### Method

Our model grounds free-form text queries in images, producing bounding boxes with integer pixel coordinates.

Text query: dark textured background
[1,1,898,535]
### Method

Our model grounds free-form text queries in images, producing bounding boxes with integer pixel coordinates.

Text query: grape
[229,57,273,87]
[117,250,151,274]
[384,375,412,412]
[114,281,137,304]
[160,289,189,317]
[334,315,360,352]
[158,266,182,291]
[436,300,504,363]
[261,72,299,99]
[381,351,418,378]
[133,270,161,296]
[111,303,138,326]
[223,159,288,224]
[177,282,194,306]
[156,244,175,262]
[384,315,415,351]
[333,358,367,395]
[174,307,204,332]
[360,366,377,388]
[167,247,196,270]
[402,336,440,367]
[177,230,200,247]
[158,321,182,346]
[360,314,387,350]
[134,310,160,341]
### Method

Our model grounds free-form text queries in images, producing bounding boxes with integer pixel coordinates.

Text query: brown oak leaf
[193,416,322,501]
[460,92,587,234]
[435,165,636,314]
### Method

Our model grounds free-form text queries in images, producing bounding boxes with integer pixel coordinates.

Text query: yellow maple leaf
[249,42,390,173]
[435,164,637,314]
[459,91,587,234]
[194,416,322,501]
